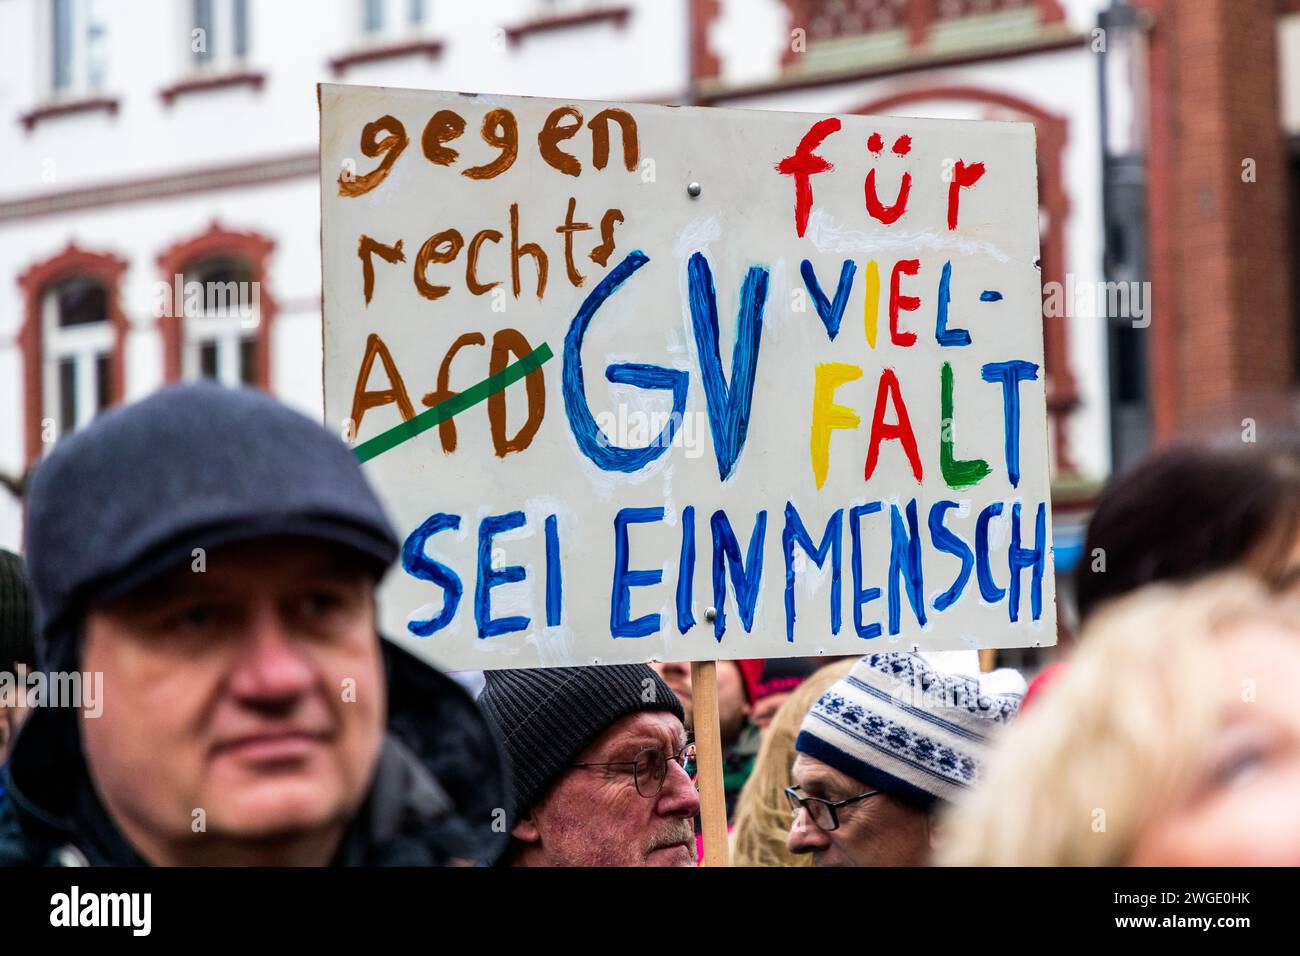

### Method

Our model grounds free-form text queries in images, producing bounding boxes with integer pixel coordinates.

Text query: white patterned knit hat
[795,653,1026,811]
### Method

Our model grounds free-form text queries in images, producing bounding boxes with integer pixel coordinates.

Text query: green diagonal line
[352,342,554,463]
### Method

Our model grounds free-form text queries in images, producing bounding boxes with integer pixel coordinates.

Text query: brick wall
[1140,0,1294,438]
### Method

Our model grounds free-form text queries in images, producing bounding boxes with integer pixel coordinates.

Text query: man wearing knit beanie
[0,382,508,867]
[479,663,700,866]
[787,652,1024,866]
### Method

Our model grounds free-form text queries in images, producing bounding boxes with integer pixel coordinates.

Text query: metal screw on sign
[687,181,702,198]
[704,606,717,622]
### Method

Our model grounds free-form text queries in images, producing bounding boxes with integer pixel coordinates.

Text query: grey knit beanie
[477,664,684,818]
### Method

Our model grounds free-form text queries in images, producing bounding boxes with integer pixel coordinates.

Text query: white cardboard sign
[319,83,1056,672]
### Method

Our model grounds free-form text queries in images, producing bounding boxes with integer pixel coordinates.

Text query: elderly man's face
[79,538,385,865]
[786,753,932,866]
[513,710,700,866]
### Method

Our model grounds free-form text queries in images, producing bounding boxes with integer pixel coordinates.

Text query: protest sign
[320,83,1056,675]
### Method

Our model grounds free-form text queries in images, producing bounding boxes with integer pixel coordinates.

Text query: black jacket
[0,641,509,867]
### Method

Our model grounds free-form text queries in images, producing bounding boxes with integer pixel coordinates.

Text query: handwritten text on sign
[320,84,1056,672]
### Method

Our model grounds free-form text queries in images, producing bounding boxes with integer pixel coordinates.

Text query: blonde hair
[730,658,856,867]
[938,574,1294,866]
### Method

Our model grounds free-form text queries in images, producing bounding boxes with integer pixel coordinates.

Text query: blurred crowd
[1,382,1298,867]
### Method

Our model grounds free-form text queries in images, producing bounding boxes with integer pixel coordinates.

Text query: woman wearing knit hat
[786,652,1025,866]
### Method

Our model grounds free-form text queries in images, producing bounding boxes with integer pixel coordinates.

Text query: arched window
[17,243,128,463]
[156,222,276,389]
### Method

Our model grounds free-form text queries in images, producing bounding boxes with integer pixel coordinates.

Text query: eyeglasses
[785,784,880,831]
[572,740,697,798]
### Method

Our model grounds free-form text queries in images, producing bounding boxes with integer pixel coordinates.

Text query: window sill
[160,70,266,106]
[504,6,632,47]
[20,96,120,132]
[328,38,446,75]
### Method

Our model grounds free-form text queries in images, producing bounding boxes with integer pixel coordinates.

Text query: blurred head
[510,710,699,866]
[789,653,1024,867]
[650,661,693,728]
[939,575,1300,866]
[731,657,855,867]
[745,657,818,732]
[80,537,386,865]
[1076,442,1300,624]
[650,659,751,743]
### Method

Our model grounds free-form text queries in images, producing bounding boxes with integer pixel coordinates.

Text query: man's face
[650,661,750,743]
[1129,622,1300,865]
[786,753,931,866]
[517,711,700,866]
[79,538,385,861]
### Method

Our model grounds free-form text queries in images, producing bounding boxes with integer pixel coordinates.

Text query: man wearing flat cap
[786,652,1024,867]
[0,382,507,867]
[479,663,700,866]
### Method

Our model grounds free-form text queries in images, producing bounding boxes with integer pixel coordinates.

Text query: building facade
[0,0,692,550]
[6,0,1293,593]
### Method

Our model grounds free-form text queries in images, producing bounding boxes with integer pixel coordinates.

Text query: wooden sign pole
[691,659,730,867]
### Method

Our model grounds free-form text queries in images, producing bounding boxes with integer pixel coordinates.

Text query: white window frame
[181,261,260,388]
[188,0,251,74]
[357,0,429,43]
[41,285,113,444]
[183,316,258,388]
[44,0,109,100]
